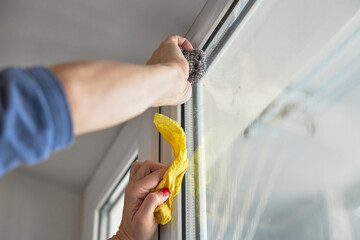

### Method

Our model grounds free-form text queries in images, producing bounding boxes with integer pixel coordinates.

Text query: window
[82,109,159,240]
[98,159,134,239]
[83,1,360,240]
[185,0,360,239]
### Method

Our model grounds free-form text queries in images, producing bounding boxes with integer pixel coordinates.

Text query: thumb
[137,189,170,219]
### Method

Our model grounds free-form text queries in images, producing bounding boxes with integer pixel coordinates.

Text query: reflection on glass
[195,1,360,239]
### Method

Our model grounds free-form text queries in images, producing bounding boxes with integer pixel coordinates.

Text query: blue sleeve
[0,67,74,176]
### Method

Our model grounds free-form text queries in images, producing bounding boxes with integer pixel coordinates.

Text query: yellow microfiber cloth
[152,113,188,225]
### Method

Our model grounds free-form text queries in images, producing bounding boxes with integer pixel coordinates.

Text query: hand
[111,160,169,240]
[147,35,194,107]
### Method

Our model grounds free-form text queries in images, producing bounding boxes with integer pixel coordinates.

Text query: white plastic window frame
[82,108,160,240]
[97,160,133,239]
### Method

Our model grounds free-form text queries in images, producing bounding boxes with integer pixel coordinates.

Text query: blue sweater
[0,67,74,176]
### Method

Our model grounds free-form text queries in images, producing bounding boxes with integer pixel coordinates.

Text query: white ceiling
[0,0,207,193]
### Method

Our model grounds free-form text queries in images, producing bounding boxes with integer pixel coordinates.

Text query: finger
[180,39,194,51]
[136,167,167,191]
[130,161,142,179]
[133,160,167,181]
[136,189,170,220]
[167,35,194,51]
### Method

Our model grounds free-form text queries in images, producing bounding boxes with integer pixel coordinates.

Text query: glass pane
[98,167,131,239]
[193,1,360,239]
[107,172,129,238]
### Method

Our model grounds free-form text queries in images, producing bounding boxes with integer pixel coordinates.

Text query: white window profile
[97,161,133,239]
[82,108,160,240]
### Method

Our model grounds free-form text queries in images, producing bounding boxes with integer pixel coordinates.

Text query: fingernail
[159,188,170,197]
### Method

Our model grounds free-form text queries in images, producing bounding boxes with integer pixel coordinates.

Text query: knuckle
[163,35,178,45]
[130,162,141,177]
[131,161,141,169]
[147,192,159,203]
[144,160,154,169]
[168,34,177,40]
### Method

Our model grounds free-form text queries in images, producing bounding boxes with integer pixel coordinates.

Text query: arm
[51,35,193,135]
[0,35,192,176]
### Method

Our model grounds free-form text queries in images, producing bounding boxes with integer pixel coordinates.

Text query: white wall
[0,171,82,240]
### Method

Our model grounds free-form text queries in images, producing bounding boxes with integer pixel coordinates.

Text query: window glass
[192,1,360,239]
[107,172,129,238]
[98,166,131,239]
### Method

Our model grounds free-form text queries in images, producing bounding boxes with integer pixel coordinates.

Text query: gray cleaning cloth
[181,47,206,84]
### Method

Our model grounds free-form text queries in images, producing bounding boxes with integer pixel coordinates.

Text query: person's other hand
[147,35,194,107]
[111,160,169,240]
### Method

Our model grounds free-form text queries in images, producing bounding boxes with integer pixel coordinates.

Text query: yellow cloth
[152,113,188,225]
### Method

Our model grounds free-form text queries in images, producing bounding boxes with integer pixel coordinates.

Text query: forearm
[51,61,184,135]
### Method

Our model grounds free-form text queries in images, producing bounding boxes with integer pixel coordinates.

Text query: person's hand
[111,160,169,240]
[147,35,194,107]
